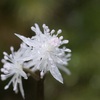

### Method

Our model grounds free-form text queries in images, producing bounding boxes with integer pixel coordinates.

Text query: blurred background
[0,0,100,100]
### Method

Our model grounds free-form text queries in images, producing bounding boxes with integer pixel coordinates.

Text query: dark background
[0,0,100,100]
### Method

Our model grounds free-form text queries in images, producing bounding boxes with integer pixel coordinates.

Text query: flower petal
[15,33,33,46]
[50,66,63,84]
[58,65,71,75]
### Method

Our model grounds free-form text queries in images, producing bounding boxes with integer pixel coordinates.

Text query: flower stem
[23,68,44,100]
[23,68,40,80]
[36,78,44,100]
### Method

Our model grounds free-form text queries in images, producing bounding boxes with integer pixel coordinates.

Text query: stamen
[57,29,62,36]
[3,52,8,56]
[1,74,7,80]
[40,70,44,79]
[4,85,9,90]
[62,40,69,44]
[10,46,14,52]
[59,36,63,40]
[65,49,71,52]
[51,29,55,35]
[4,56,9,60]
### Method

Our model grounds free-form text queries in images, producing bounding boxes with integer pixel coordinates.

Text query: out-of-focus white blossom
[15,23,71,83]
[1,43,31,98]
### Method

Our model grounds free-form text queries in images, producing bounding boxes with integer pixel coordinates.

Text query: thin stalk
[23,68,40,81]
[23,68,44,100]
[36,78,44,100]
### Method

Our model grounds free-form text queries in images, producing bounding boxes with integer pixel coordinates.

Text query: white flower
[1,43,31,98]
[15,23,71,83]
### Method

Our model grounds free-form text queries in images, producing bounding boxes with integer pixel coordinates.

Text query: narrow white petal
[58,66,71,75]
[15,33,33,46]
[50,66,63,84]
[13,81,17,91]
[19,77,25,99]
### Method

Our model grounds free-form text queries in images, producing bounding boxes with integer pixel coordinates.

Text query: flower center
[42,37,60,52]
